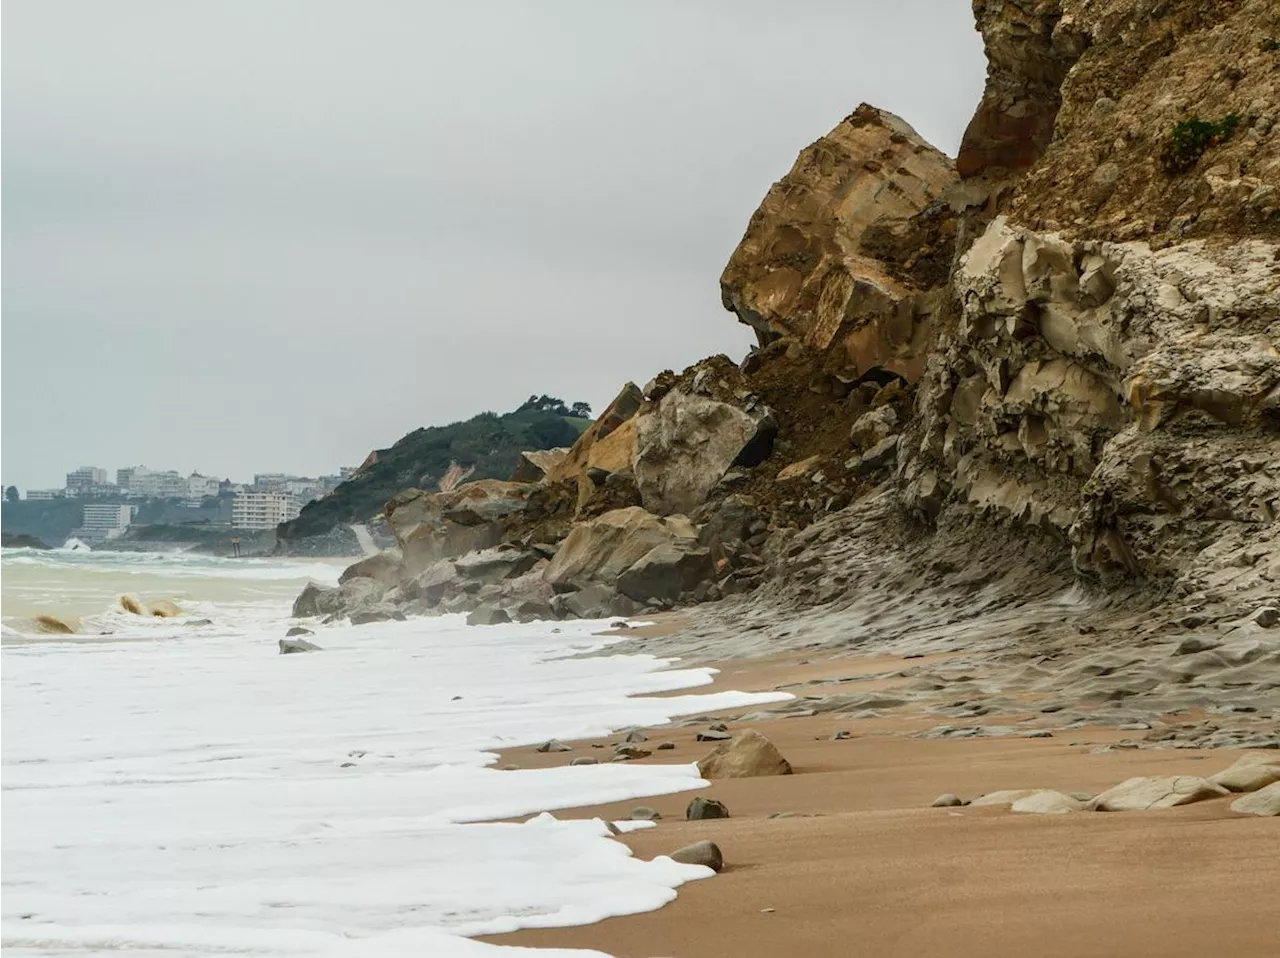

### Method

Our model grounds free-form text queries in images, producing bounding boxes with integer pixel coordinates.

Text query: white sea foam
[3,607,790,956]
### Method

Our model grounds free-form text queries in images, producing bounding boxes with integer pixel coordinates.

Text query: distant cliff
[276,405,589,545]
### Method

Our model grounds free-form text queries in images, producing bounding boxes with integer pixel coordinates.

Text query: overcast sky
[2,1,984,490]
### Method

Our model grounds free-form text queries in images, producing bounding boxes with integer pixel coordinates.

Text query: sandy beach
[482,645,1280,958]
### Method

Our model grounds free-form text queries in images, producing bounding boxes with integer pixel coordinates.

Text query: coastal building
[231,491,300,530]
[186,473,221,499]
[127,468,186,499]
[65,466,108,495]
[75,504,134,541]
[25,489,64,501]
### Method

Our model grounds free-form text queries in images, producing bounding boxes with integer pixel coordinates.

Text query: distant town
[4,464,356,543]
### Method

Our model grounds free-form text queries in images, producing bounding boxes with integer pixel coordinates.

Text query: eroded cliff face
[900,0,1279,597]
[305,0,1277,643]
[717,0,1279,602]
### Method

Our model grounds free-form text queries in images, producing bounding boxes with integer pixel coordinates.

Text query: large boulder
[1230,782,1280,817]
[384,481,535,575]
[510,447,570,484]
[543,507,700,594]
[1208,754,1280,794]
[616,542,714,604]
[292,581,344,618]
[633,389,776,515]
[1089,776,1229,812]
[696,729,792,779]
[547,383,645,511]
[720,104,956,379]
[338,549,403,587]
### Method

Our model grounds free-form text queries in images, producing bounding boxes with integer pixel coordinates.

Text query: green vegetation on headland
[1,499,89,546]
[1159,113,1240,174]
[277,403,591,541]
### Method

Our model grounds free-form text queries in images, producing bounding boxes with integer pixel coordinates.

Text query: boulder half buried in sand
[669,840,724,873]
[1089,775,1228,811]
[697,729,791,779]
[1010,790,1086,814]
[1207,754,1280,793]
[1229,782,1280,817]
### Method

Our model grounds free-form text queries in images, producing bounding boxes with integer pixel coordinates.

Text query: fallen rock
[614,744,651,760]
[1229,782,1280,817]
[970,789,1041,807]
[1174,635,1223,655]
[279,638,321,654]
[697,729,792,779]
[292,581,344,618]
[1208,754,1280,793]
[630,806,661,821]
[633,388,776,515]
[656,742,676,751]
[669,840,724,873]
[686,797,730,820]
[624,730,648,743]
[536,739,572,753]
[338,550,403,587]
[1010,790,1086,814]
[465,604,511,626]
[931,793,964,807]
[569,757,598,767]
[696,729,732,742]
[1089,776,1229,812]
[544,507,701,595]
[349,607,406,625]
[285,626,314,637]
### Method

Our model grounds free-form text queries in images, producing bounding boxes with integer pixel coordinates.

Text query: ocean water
[1,548,790,956]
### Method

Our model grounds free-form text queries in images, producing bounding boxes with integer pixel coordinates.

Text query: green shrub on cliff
[1159,113,1240,174]
[277,405,589,541]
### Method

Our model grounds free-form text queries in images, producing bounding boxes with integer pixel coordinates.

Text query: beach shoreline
[479,616,1280,958]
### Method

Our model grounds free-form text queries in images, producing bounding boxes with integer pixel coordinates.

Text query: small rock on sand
[697,729,732,742]
[670,840,724,873]
[931,794,964,807]
[1229,782,1280,816]
[285,626,314,637]
[1010,790,1086,814]
[536,739,572,753]
[631,806,661,821]
[656,742,676,750]
[624,730,649,743]
[1089,775,1228,811]
[686,797,730,820]
[697,729,792,779]
[569,757,598,766]
[614,745,652,760]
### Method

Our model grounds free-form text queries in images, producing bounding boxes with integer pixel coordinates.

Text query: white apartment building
[65,466,108,494]
[25,489,63,501]
[78,504,134,540]
[186,473,221,498]
[128,468,186,499]
[232,492,300,530]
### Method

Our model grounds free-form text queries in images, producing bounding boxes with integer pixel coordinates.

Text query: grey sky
[2,1,983,490]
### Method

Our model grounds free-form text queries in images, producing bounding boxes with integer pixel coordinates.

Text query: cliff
[297,0,1278,715]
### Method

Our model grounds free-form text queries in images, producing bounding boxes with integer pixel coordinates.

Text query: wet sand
[481,649,1280,957]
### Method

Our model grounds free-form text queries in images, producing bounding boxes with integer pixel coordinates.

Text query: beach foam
[2,608,789,956]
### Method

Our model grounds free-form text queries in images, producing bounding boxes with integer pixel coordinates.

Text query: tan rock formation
[543,506,700,596]
[720,104,957,381]
[510,448,570,484]
[696,729,792,779]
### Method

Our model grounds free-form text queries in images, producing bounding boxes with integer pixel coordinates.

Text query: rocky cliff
[295,0,1279,703]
